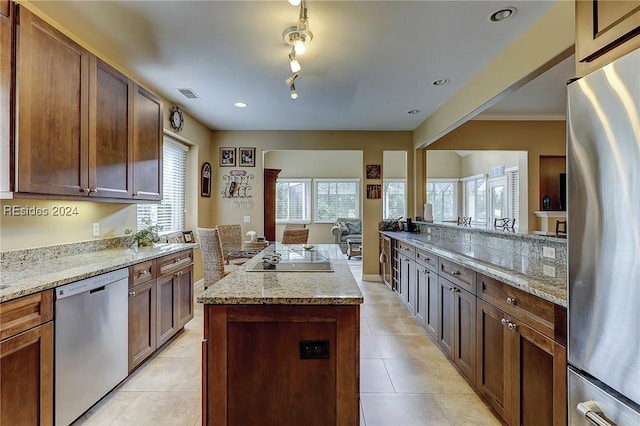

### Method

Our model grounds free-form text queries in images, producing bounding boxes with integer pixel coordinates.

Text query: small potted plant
[125,219,162,249]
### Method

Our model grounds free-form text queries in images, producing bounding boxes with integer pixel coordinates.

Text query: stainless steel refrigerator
[567,48,640,425]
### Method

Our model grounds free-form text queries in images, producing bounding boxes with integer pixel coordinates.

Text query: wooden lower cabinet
[477,299,567,426]
[203,304,359,426]
[398,253,415,310]
[176,263,194,328]
[128,279,157,371]
[157,273,178,347]
[438,277,455,359]
[1,290,54,426]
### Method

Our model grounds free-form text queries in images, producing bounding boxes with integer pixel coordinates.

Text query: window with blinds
[506,169,519,226]
[426,179,458,222]
[314,179,360,222]
[275,179,311,223]
[383,179,406,219]
[137,138,188,233]
[462,174,487,225]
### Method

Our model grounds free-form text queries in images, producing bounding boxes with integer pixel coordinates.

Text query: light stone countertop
[196,244,364,305]
[382,231,567,307]
[0,243,197,303]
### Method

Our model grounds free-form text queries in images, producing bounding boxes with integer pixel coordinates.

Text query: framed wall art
[182,230,195,243]
[201,162,212,197]
[239,147,256,167]
[366,164,381,179]
[220,147,236,167]
[366,184,381,199]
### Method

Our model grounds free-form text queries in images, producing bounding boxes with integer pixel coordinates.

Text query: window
[314,179,360,222]
[137,138,188,233]
[426,179,458,222]
[383,179,406,219]
[462,174,487,225]
[506,168,519,225]
[275,179,311,223]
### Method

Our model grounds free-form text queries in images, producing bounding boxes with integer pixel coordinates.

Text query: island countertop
[196,244,364,305]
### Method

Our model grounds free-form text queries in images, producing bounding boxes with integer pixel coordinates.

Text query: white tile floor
[72,258,502,426]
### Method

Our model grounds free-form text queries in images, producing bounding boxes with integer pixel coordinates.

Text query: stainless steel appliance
[55,268,129,426]
[567,48,640,425]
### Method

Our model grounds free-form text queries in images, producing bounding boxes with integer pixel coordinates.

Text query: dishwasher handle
[577,401,616,426]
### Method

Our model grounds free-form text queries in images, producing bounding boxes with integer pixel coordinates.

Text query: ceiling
[31,1,575,131]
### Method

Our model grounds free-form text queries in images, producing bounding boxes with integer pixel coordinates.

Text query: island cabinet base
[202,304,360,426]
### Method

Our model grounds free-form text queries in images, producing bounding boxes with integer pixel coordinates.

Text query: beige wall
[426,151,462,178]
[460,151,520,177]
[382,151,406,180]
[425,120,566,231]
[210,131,414,277]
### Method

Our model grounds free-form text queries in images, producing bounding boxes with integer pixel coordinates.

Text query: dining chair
[281,228,310,244]
[494,217,516,230]
[216,224,243,264]
[284,223,306,230]
[196,228,229,290]
[458,216,472,226]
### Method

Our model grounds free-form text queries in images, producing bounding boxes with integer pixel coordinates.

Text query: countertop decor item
[124,219,162,248]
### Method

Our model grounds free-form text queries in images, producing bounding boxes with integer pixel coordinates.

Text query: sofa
[330,218,362,253]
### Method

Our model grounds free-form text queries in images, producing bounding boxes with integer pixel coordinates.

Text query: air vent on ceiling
[177,88,199,99]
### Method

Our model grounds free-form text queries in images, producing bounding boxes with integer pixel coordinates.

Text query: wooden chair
[458,216,472,226]
[281,228,310,244]
[216,224,243,264]
[494,217,516,230]
[284,223,306,230]
[196,228,229,290]
[555,220,567,236]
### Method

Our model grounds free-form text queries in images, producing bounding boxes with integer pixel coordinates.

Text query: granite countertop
[0,243,197,303]
[414,221,567,242]
[197,244,364,305]
[382,231,567,307]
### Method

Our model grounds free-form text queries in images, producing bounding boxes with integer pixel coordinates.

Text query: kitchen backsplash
[1,237,127,266]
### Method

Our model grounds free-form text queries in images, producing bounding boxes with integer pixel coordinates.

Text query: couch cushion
[337,221,349,235]
[345,221,362,235]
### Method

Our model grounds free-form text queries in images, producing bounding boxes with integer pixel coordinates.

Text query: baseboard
[194,278,204,290]
[362,274,383,282]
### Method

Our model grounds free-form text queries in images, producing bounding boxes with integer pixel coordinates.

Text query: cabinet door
[16,6,89,196]
[1,322,53,426]
[425,269,438,338]
[0,0,10,195]
[454,286,476,385]
[89,57,133,199]
[476,300,508,420]
[406,258,416,315]
[128,279,157,372]
[438,278,455,359]
[381,236,392,289]
[156,274,177,347]
[398,254,410,306]
[415,264,428,327]
[508,318,567,426]
[133,84,162,201]
[576,0,640,67]
[176,264,194,328]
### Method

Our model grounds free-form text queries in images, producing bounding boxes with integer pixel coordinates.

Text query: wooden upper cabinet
[1,1,10,17]
[89,57,134,199]
[576,0,640,76]
[16,5,90,196]
[133,84,162,201]
[0,0,11,195]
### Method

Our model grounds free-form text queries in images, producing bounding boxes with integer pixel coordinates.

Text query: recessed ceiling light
[432,79,450,86]
[234,102,248,108]
[489,7,517,22]
[408,109,421,115]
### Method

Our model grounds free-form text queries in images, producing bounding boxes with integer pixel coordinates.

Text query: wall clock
[169,106,184,132]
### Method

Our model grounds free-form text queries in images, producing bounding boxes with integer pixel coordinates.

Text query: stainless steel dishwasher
[55,268,129,426]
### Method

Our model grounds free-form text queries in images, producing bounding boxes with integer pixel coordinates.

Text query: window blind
[275,179,311,222]
[506,169,519,225]
[137,138,188,233]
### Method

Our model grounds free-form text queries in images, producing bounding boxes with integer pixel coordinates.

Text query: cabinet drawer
[477,274,566,343]
[439,258,476,294]
[416,248,438,272]
[157,250,193,277]
[0,290,53,340]
[130,260,156,287]
[397,241,416,260]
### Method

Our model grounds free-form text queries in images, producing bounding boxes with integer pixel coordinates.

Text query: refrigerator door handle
[577,401,616,426]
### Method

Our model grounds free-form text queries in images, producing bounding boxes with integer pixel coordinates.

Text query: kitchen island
[197,244,363,426]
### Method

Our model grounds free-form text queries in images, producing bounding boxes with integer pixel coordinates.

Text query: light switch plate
[427,235,431,241]
[243,216,251,223]
[543,265,556,278]
[427,227,432,234]
[92,223,100,237]
[464,233,471,242]
[543,246,555,259]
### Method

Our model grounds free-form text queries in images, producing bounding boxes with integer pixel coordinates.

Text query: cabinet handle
[506,297,517,305]
[448,286,454,292]
[89,188,98,194]
[577,401,615,426]
[451,270,460,276]
[79,187,91,193]
[454,288,460,293]
[139,270,149,275]
[423,269,430,275]
[501,318,508,326]
[129,291,136,297]
[507,322,517,331]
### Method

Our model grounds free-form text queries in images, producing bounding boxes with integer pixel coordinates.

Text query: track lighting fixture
[290,83,298,100]
[288,52,301,73]
[282,0,312,99]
